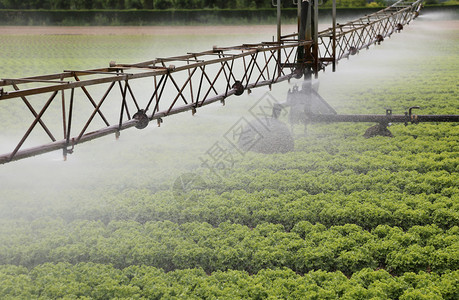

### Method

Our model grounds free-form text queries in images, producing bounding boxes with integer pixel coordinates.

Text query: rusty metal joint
[409,106,420,124]
[167,65,176,72]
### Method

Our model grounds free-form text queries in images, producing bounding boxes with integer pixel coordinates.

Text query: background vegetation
[0,7,389,26]
[0,2,456,26]
[0,0,456,10]
[0,0,372,10]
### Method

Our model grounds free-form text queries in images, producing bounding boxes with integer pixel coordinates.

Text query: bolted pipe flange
[232,81,244,96]
[133,109,149,129]
[376,34,384,45]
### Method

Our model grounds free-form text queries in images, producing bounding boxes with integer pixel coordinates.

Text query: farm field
[0,10,458,299]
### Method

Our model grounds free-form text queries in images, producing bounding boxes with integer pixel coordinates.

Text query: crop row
[1,219,457,276]
[1,170,457,233]
[3,167,457,228]
[1,263,457,299]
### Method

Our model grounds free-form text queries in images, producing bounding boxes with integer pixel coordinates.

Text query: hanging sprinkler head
[232,81,244,96]
[133,109,149,129]
[349,46,358,56]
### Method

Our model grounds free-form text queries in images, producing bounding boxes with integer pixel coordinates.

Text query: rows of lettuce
[4,178,455,231]
[1,104,456,298]
[2,123,457,231]
[1,218,457,276]
[1,263,457,299]
[1,21,457,299]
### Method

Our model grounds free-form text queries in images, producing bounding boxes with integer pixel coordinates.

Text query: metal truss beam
[0,40,310,164]
[0,0,423,164]
[317,0,423,65]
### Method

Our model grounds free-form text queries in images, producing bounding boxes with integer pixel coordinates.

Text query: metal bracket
[63,138,75,161]
[409,106,420,124]
[404,106,420,126]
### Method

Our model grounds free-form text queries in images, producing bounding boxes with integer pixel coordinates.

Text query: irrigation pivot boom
[0,0,454,164]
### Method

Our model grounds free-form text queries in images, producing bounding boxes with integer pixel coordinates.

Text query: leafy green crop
[0,14,458,299]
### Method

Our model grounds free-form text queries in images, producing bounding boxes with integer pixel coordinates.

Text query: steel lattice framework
[318,0,423,65]
[0,0,422,164]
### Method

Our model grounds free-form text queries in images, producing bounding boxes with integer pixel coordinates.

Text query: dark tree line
[0,0,276,9]
[0,0,391,10]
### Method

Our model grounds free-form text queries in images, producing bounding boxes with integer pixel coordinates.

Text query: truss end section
[0,87,8,98]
